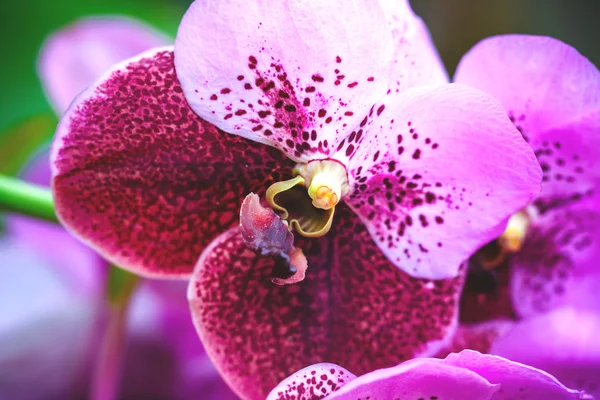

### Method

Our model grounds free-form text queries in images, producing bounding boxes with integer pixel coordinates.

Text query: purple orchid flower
[267,350,592,400]
[50,1,541,399]
[443,35,600,396]
[1,17,237,400]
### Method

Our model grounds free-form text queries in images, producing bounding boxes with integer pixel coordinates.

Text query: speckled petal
[266,363,356,400]
[454,35,600,204]
[175,0,394,162]
[491,307,600,398]
[188,205,464,400]
[38,16,169,114]
[444,350,590,400]
[510,198,600,317]
[51,48,295,278]
[341,83,542,279]
[379,0,449,92]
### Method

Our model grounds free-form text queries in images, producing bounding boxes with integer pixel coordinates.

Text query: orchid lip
[265,159,349,238]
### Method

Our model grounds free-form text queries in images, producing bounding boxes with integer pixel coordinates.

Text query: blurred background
[0,0,598,399]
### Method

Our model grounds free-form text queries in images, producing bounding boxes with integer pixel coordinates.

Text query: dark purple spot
[345,144,355,157]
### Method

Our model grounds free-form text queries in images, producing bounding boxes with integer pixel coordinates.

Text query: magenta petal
[38,16,169,114]
[444,350,590,400]
[189,205,463,400]
[454,35,600,204]
[379,0,449,91]
[323,356,498,400]
[266,363,356,400]
[509,199,600,317]
[51,48,295,277]
[491,308,600,398]
[341,83,542,279]
[175,0,394,161]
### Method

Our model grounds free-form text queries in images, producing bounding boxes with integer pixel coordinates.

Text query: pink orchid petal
[491,308,600,398]
[270,351,590,400]
[379,0,449,91]
[188,205,464,400]
[38,16,169,114]
[175,0,394,161]
[271,357,498,400]
[454,35,600,205]
[443,350,590,400]
[325,357,499,400]
[510,199,600,317]
[265,363,356,400]
[51,48,295,278]
[341,83,542,279]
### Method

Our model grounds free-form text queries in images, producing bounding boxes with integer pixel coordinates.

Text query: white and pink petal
[454,35,600,205]
[175,0,394,161]
[340,83,542,279]
[379,0,449,92]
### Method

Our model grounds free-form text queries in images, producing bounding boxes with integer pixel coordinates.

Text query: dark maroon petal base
[189,205,464,400]
[52,49,295,277]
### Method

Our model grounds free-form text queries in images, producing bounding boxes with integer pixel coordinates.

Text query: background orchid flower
[267,350,592,400]
[0,17,237,399]
[48,1,542,399]
[445,35,600,397]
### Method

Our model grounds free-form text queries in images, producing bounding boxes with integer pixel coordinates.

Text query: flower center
[476,209,531,270]
[266,159,349,238]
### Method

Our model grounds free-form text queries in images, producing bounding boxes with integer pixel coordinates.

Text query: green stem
[0,174,57,222]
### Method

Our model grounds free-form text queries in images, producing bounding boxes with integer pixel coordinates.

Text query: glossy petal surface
[492,307,600,398]
[342,84,542,279]
[272,357,497,400]
[265,363,356,400]
[39,16,168,114]
[175,0,393,161]
[189,205,464,400]
[379,0,449,91]
[454,35,600,205]
[443,350,589,399]
[52,48,294,277]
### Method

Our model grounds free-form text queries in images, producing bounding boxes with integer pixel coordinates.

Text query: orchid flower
[267,350,592,400]
[446,35,600,396]
[0,17,236,400]
[50,1,541,399]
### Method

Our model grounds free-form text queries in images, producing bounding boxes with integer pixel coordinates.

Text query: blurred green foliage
[0,0,187,135]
